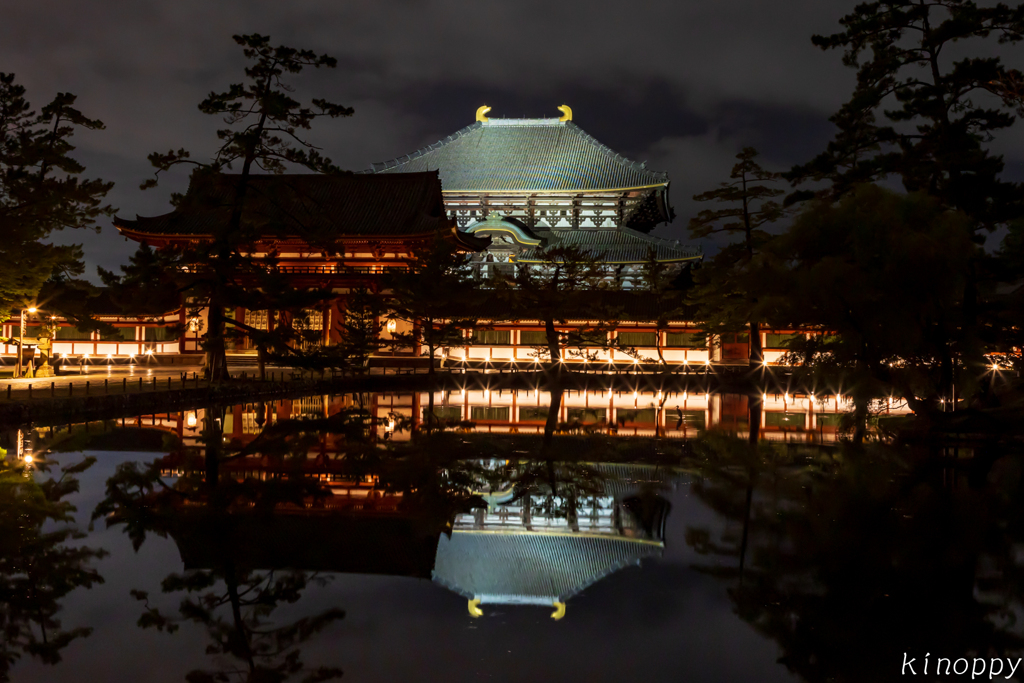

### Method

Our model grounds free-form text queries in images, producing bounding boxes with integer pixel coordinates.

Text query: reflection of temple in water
[434,464,671,619]
[142,439,681,620]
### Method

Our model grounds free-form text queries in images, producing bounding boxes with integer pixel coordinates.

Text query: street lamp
[15,306,37,379]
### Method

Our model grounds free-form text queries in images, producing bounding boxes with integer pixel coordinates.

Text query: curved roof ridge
[362,122,483,174]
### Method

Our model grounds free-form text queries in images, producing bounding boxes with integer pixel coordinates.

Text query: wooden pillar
[178,305,187,354]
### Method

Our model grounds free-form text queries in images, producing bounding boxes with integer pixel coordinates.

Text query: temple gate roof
[114,171,455,239]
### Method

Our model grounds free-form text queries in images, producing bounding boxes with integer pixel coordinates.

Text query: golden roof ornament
[475,105,491,122]
[558,104,572,122]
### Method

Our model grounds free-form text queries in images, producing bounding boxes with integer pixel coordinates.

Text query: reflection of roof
[517,228,701,264]
[169,512,443,577]
[432,531,662,604]
[366,119,668,192]
[114,171,453,238]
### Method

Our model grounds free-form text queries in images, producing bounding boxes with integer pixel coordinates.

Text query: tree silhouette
[0,453,107,680]
[688,147,783,366]
[133,34,353,381]
[0,73,114,325]
[686,436,1024,683]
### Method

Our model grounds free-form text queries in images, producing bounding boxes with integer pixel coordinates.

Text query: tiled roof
[365,119,668,192]
[432,532,661,604]
[518,228,702,264]
[114,171,452,238]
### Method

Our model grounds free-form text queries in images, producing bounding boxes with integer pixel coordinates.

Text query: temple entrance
[720,332,749,361]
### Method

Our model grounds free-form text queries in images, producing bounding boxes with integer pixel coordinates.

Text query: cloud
[2,0,1021,278]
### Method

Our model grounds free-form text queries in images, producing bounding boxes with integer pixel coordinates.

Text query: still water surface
[2,391,1018,682]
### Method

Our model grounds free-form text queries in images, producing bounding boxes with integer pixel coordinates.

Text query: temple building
[111,171,486,354]
[366,105,701,283]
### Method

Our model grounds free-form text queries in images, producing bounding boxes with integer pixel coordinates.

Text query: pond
[2,390,1019,682]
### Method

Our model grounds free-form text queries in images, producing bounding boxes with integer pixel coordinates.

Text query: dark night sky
[3,0,1023,279]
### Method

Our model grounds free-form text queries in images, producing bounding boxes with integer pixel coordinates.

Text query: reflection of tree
[93,404,506,682]
[94,413,346,683]
[686,437,1024,682]
[0,453,106,680]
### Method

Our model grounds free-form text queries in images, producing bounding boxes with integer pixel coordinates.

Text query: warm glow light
[146,349,154,355]
[106,353,113,359]
[83,353,89,359]
[784,393,790,401]
[763,393,768,401]
[704,359,710,366]
[705,392,710,401]
[186,412,198,428]
[683,391,688,400]
[23,454,33,464]
[484,389,490,400]
[385,318,397,333]
[27,307,36,314]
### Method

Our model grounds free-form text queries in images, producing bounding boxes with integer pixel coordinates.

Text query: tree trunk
[853,396,868,446]
[748,397,762,445]
[204,404,222,487]
[543,383,564,447]
[206,300,229,382]
[427,339,436,433]
[748,320,763,366]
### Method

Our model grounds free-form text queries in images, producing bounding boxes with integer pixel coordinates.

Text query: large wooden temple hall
[366,104,701,283]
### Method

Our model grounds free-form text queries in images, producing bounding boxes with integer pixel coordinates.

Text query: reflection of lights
[186,412,198,428]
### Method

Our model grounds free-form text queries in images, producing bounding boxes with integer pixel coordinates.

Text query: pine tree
[0,73,114,323]
[136,34,353,381]
[688,147,783,366]
[790,1,1024,391]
